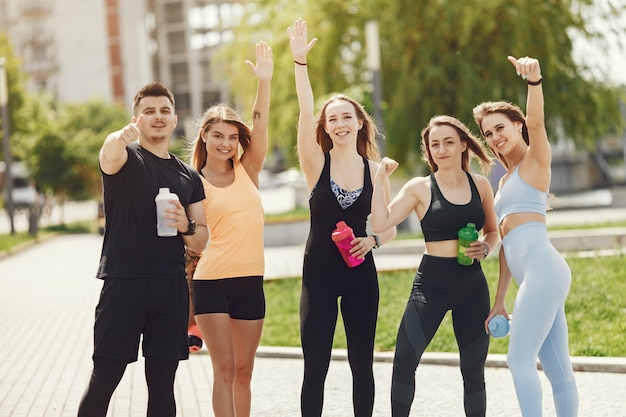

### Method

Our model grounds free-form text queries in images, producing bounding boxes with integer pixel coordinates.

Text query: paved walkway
[1,208,626,416]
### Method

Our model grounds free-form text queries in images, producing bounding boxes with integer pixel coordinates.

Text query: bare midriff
[499,212,546,238]
[424,240,460,258]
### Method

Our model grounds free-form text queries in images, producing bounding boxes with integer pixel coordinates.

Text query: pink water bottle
[331,221,365,268]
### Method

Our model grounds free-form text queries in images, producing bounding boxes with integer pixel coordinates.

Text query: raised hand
[507,55,541,82]
[114,113,144,145]
[245,41,273,82]
[288,18,318,62]
[376,157,399,179]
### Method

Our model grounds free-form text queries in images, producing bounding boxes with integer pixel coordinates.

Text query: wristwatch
[372,234,381,249]
[182,218,197,236]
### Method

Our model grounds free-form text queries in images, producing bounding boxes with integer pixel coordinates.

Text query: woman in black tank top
[371,115,499,417]
[290,19,397,417]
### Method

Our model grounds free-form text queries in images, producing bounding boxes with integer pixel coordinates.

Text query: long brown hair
[190,103,251,171]
[420,115,492,175]
[314,94,381,161]
[472,101,529,170]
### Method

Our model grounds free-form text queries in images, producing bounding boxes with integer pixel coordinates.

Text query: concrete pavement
[1,208,626,416]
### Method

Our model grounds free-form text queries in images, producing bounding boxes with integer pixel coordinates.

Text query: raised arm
[241,41,274,186]
[288,18,323,190]
[508,56,551,189]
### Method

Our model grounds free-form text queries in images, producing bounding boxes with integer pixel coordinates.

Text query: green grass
[0,221,96,253]
[264,207,310,223]
[2,217,625,357]
[262,254,626,357]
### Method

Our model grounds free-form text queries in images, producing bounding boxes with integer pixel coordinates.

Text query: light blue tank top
[494,166,547,222]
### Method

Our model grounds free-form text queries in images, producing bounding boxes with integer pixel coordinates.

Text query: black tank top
[305,152,373,262]
[421,171,485,242]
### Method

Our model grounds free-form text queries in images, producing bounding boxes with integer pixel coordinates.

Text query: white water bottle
[155,188,179,237]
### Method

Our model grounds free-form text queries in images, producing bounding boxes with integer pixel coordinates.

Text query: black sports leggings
[391,255,490,417]
[77,357,179,417]
[300,257,379,417]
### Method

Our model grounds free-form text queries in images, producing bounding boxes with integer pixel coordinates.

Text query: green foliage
[219,0,625,170]
[1,32,133,201]
[262,254,626,357]
[21,99,129,201]
[0,34,30,161]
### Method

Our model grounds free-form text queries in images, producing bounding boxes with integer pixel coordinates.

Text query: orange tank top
[193,160,265,280]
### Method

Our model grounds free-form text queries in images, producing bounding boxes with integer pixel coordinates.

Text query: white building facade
[0,0,241,131]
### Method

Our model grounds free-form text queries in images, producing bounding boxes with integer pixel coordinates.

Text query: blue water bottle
[488,315,511,338]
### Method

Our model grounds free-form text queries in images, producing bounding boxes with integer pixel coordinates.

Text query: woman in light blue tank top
[473,56,579,417]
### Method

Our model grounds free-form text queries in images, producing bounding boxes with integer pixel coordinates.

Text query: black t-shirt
[96,142,205,279]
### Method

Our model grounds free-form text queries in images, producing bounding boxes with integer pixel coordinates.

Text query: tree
[218,0,625,171]
[0,34,30,162]
[24,99,129,201]
[217,0,377,169]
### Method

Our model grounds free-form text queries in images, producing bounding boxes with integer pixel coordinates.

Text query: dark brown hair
[472,101,529,169]
[132,82,175,116]
[420,115,492,175]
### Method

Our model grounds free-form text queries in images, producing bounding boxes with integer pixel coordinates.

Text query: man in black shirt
[78,82,208,417]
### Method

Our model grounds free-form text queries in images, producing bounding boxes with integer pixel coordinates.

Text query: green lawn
[3,219,625,357]
[262,253,626,357]
[0,221,95,253]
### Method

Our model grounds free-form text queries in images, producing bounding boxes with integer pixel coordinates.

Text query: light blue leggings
[502,222,578,417]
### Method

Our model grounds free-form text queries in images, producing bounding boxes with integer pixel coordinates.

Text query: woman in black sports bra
[371,115,499,417]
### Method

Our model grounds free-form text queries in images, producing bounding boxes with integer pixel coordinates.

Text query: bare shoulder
[470,172,495,198]
[469,172,490,187]
[367,158,380,170]
[402,175,430,194]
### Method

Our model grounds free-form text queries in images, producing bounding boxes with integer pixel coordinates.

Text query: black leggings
[391,255,490,417]
[77,357,179,417]
[300,256,379,417]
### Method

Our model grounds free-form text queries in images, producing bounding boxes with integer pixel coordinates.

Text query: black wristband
[528,78,543,86]
[294,60,307,66]
[371,234,381,249]
[182,218,197,236]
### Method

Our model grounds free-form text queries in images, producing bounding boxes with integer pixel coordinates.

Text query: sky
[572,1,626,85]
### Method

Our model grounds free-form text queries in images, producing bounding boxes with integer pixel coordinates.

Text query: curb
[377,227,626,256]
[255,346,626,374]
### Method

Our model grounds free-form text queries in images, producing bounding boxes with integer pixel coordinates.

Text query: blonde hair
[190,103,251,171]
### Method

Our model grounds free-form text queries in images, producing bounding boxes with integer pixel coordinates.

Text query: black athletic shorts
[92,277,189,363]
[192,276,265,320]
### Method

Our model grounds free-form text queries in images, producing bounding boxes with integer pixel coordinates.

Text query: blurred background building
[0,0,624,199]
[0,0,244,136]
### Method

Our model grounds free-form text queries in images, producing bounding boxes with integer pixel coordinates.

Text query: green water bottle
[457,223,479,265]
